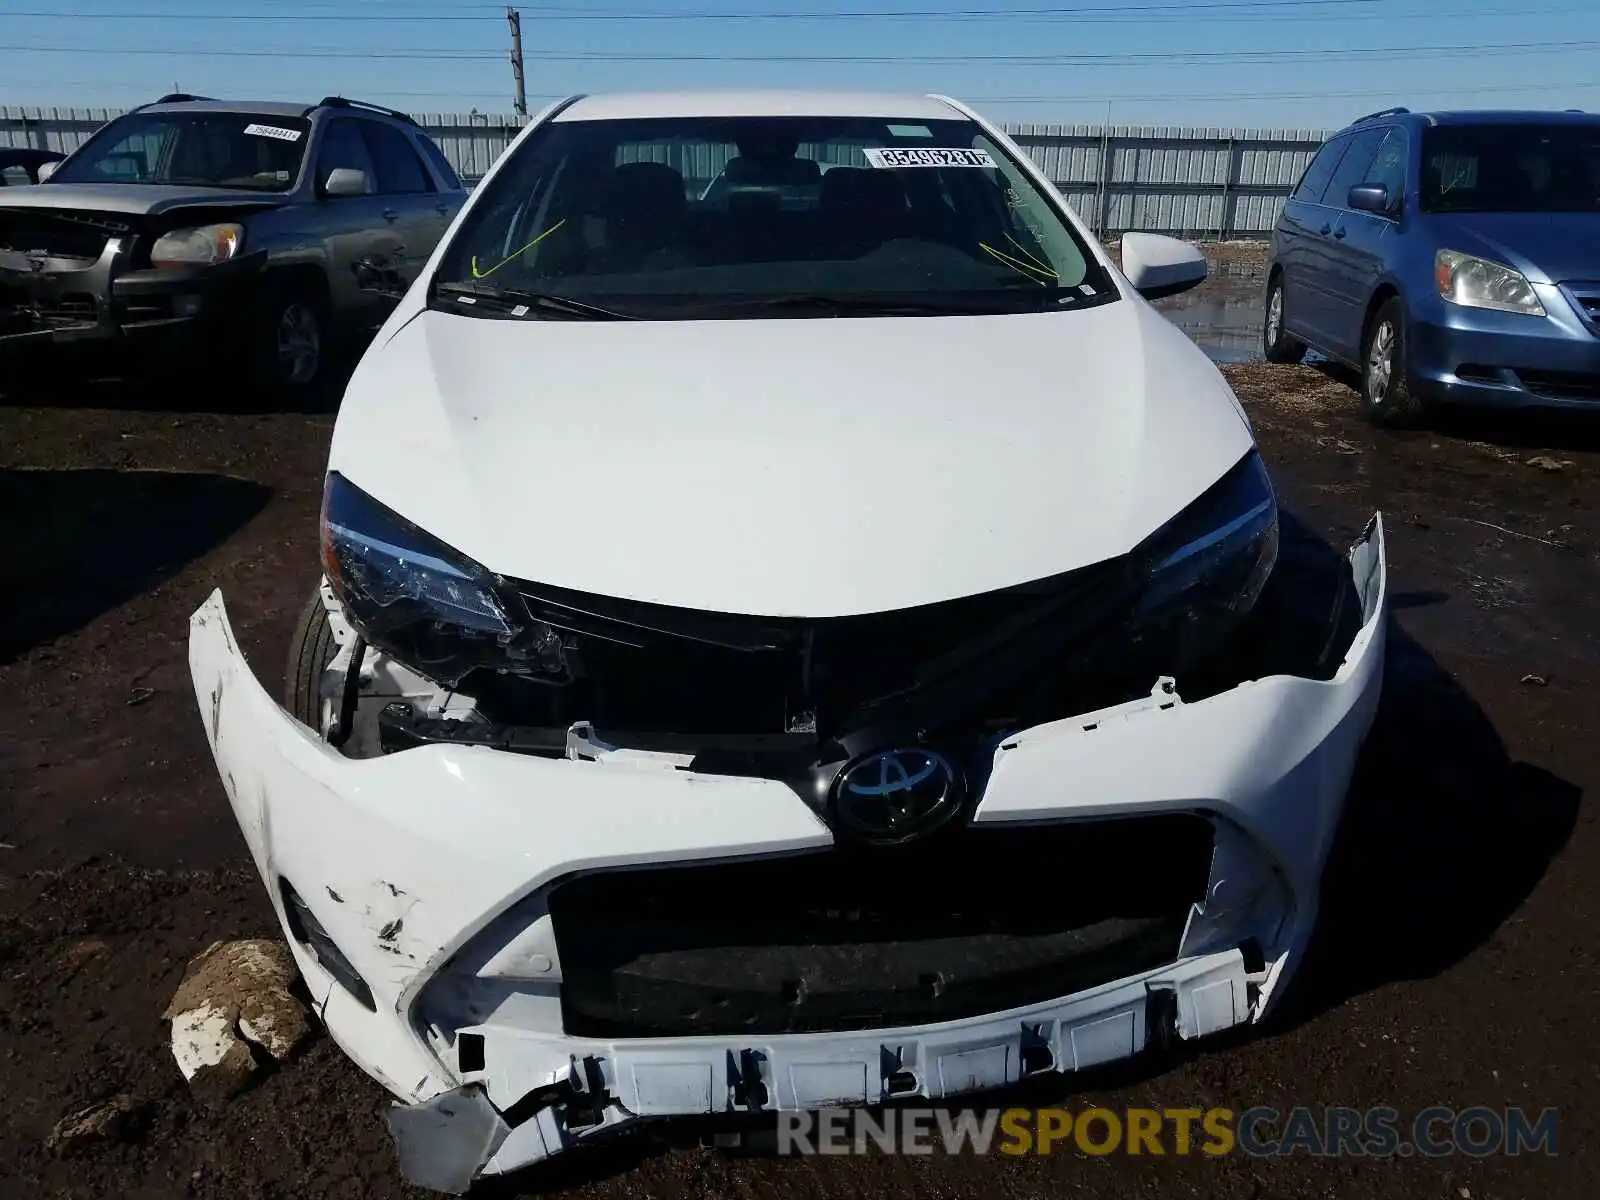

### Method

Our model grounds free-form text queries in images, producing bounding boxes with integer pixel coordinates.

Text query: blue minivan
[1264,108,1600,425]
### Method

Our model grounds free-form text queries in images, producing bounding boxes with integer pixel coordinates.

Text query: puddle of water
[1153,274,1265,364]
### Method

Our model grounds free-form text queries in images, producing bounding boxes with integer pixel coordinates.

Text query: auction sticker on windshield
[864,147,996,169]
[243,123,303,142]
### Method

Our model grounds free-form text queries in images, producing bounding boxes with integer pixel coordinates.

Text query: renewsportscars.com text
[774,1105,1559,1158]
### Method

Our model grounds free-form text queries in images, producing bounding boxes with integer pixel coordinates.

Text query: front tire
[254,285,329,404]
[284,586,338,731]
[1361,297,1426,427]
[1262,274,1307,364]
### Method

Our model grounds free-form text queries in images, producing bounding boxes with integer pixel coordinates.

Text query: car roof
[555,90,968,122]
[137,98,315,119]
[1345,107,1598,132]
[1424,109,1599,126]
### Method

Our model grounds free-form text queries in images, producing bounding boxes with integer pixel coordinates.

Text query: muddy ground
[0,287,1596,1197]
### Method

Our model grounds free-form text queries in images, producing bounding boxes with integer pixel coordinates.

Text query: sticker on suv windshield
[864,147,996,169]
[243,123,303,142]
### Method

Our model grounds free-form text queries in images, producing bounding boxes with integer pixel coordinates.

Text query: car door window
[1361,128,1408,211]
[1323,128,1386,211]
[317,119,376,195]
[361,122,432,194]
[1292,135,1351,204]
[415,134,461,191]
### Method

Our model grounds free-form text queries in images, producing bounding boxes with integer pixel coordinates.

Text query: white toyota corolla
[189,90,1386,1191]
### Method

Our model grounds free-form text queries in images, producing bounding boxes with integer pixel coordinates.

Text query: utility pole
[508,7,527,118]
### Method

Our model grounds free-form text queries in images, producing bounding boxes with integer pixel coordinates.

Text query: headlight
[320,472,571,687]
[1435,249,1545,316]
[1128,450,1279,667]
[149,222,244,269]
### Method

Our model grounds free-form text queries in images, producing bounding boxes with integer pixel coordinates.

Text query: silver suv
[0,93,467,400]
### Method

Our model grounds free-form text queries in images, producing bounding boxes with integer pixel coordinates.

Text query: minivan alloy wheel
[1367,320,1395,403]
[1266,287,1283,345]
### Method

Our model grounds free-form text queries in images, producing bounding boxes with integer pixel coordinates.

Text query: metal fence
[1,105,1325,239]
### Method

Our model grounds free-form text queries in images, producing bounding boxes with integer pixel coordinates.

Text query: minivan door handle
[382,208,399,223]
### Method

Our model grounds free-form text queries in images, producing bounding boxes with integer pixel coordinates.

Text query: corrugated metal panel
[1,105,1332,235]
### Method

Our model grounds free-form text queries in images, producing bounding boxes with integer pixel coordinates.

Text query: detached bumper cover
[189,517,1386,1190]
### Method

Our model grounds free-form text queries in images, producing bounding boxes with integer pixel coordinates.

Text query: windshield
[1421,123,1600,214]
[52,111,310,193]
[432,114,1115,318]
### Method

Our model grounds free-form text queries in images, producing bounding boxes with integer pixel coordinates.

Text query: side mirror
[1120,232,1208,301]
[1347,183,1391,214]
[35,160,59,182]
[323,167,370,198]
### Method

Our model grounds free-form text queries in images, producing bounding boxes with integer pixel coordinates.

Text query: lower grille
[35,293,97,327]
[1518,369,1600,402]
[552,814,1213,1037]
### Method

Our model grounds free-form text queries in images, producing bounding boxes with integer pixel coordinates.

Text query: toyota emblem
[831,748,964,845]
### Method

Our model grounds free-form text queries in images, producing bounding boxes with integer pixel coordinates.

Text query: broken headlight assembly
[319,472,572,687]
[1125,450,1279,668]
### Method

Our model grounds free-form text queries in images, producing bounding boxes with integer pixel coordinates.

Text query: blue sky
[3,0,1599,130]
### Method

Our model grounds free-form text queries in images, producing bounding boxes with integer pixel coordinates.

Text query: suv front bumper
[0,238,264,353]
[188,518,1386,1191]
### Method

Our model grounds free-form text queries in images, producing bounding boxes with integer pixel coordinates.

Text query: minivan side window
[1362,127,1409,209]
[1323,127,1387,209]
[1292,135,1350,203]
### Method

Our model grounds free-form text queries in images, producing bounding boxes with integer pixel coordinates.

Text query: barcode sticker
[864,147,996,169]
[243,123,303,143]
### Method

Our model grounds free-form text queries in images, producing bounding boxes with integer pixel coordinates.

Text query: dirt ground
[1,313,1596,1198]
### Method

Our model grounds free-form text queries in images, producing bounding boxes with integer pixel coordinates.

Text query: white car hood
[330,296,1254,617]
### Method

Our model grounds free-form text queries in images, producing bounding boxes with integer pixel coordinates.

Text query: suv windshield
[1421,123,1600,214]
[432,114,1115,318]
[52,111,310,193]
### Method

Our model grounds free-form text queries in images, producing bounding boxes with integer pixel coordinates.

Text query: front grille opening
[0,208,126,260]
[482,556,1139,741]
[1517,369,1600,402]
[551,815,1213,1037]
[1454,364,1506,384]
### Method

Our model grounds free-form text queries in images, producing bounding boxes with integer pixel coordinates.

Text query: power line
[12,77,1597,105]
[4,37,1597,64]
[36,0,1382,16]
[3,3,1586,20]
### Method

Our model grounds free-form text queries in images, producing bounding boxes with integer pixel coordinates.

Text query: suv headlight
[320,472,571,687]
[1435,249,1545,316]
[150,222,244,269]
[1128,450,1279,667]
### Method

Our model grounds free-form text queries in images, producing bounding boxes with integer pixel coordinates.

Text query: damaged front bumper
[188,517,1386,1192]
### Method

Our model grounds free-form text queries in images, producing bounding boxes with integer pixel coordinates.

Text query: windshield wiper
[433,280,637,321]
[716,294,1010,316]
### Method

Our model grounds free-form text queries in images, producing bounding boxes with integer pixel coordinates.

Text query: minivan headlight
[1435,249,1545,316]
[319,472,571,687]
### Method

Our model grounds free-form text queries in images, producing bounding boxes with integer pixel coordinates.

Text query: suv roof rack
[1349,106,1410,126]
[313,95,417,126]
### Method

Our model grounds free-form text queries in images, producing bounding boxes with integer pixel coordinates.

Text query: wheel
[1262,273,1306,364]
[284,586,339,730]
[1360,297,1426,427]
[254,284,329,403]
